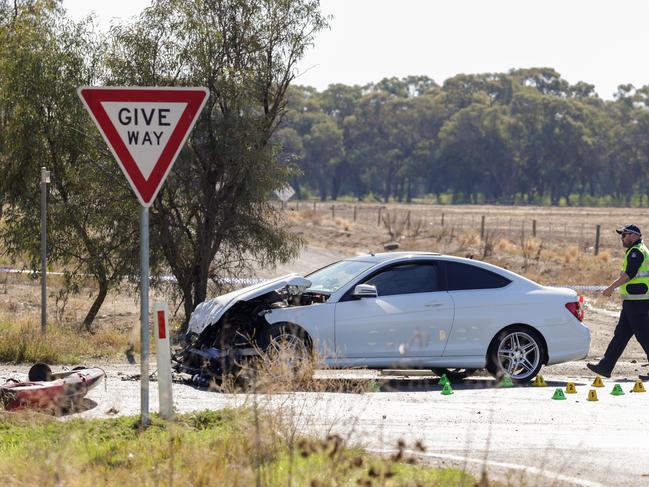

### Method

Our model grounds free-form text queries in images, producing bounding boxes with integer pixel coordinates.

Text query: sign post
[78,86,209,426]
[140,205,149,422]
[40,167,50,336]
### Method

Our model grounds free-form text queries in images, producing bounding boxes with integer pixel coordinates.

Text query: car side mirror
[352,284,378,298]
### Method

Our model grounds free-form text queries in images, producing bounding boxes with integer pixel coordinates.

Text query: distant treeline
[277,69,649,206]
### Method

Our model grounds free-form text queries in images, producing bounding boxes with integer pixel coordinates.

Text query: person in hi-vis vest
[587,224,649,378]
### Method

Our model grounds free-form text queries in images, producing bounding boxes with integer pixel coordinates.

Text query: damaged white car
[173,252,590,383]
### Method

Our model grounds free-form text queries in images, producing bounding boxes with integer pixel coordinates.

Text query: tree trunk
[292,178,302,200]
[318,178,328,201]
[331,161,347,200]
[81,279,109,332]
[192,263,209,323]
[181,284,194,333]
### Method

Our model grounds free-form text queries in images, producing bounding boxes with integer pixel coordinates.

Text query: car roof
[344,251,539,287]
[346,251,441,264]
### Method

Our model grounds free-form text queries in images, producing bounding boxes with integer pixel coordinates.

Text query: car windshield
[306,259,375,293]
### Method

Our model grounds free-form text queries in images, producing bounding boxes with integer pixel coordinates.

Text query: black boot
[586,362,611,378]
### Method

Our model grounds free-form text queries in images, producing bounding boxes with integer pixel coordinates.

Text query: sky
[64,0,649,100]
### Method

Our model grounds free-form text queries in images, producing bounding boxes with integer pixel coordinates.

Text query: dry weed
[214,342,376,395]
[564,245,579,262]
[458,232,480,247]
[299,209,321,226]
[481,230,500,258]
[334,217,353,231]
[596,250,611,263]
[496,238,511,252]
[0,316,133,364]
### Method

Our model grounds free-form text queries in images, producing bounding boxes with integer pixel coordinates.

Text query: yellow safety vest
[620,241,649,300]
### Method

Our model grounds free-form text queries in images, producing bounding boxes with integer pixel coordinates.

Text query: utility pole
[40,167,50,335]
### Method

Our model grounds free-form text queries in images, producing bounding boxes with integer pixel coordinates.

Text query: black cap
[616,224,642,236]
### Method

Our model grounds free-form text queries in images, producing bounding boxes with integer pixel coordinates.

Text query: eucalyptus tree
[438,102,520,203]
[367,75,438,98]
[107,0,327,326]
[0,1,140,330]
[302,116,342,200]
[345,92,427,202]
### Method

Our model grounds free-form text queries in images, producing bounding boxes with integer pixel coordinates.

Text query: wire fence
[285,200,649,254]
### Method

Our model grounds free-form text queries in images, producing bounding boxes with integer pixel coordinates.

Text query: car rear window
[445,261,511,291]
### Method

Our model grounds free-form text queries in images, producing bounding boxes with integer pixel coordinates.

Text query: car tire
[486,326,544,383]
[28,362,52,382]
[431,368,477,382]
[258,323,311,370]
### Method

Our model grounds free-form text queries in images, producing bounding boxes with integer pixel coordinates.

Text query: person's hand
[602,287,613,297]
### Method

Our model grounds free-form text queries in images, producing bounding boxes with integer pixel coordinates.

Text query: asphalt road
[2,362,648,487]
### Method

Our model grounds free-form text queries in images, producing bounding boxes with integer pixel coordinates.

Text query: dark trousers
[599,299,649,373]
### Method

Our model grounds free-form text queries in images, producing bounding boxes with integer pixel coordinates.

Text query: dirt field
[303,201,649,253]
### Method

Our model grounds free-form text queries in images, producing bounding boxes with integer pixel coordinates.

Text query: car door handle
[425,303,443,307]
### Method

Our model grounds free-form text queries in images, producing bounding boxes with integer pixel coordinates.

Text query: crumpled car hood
[187,274,312,336]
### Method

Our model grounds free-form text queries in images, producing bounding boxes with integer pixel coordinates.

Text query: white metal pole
[40,167,49,335]
[140,205,150,426]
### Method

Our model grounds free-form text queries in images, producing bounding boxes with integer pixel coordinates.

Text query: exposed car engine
[172,276,326,384]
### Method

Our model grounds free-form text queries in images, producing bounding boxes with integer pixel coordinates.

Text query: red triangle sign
[78,86,209,207]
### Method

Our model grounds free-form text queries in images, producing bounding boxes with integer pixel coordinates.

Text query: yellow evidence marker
[533,375,547,387]
[565,382,577,394]
[587,389,599,401]
[631,379,646,393]
[592,376,605,388]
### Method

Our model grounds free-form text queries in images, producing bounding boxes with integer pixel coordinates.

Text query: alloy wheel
[496,331,540,380]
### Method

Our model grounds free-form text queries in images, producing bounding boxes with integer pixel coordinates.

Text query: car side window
[364,263,440,296]
[445,261,511,291]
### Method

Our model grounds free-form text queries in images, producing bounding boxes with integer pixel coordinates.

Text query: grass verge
[0,318,132,364]
[0,409,475,486]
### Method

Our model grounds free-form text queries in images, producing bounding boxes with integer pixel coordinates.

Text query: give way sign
[78,86,209,206]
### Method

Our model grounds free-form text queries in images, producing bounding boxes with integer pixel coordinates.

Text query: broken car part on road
[0,363,104,413]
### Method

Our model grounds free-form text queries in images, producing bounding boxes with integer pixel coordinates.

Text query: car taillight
[565,295,585,321]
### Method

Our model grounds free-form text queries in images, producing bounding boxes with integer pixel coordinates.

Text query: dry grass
[0,317,134,364]
[211,342,378,395]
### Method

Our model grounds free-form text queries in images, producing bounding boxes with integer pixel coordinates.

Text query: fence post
[331,205,335,219]
[406,210,411,232]
[441,213,445,227]
[532,220,537,238]
[480,215,485,240]
[595,224,601,256]
[353,206,357,222]
[378,207,382,226]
